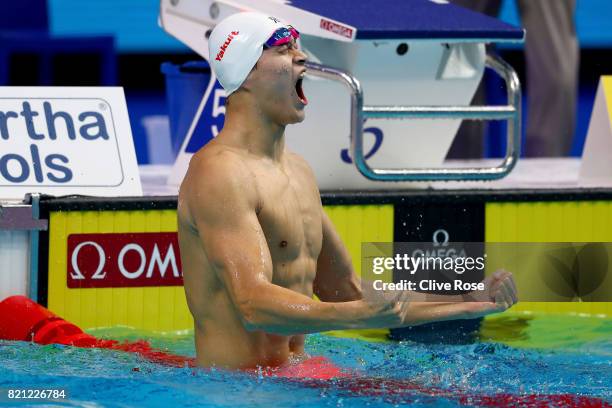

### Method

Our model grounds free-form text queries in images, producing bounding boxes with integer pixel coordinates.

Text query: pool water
[0,312,610,407]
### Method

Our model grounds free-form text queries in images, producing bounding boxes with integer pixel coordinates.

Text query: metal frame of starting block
[159,0,525,186]
[306,54,521,181]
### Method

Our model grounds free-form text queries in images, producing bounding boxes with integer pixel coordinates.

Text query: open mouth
[295,75,308,105]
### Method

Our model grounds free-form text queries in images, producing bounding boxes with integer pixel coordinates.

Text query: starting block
[159,0,524,189]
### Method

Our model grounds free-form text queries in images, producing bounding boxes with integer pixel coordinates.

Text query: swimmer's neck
[219,100,286,162]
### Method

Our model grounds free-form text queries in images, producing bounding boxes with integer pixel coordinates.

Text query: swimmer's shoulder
[185,141,251,178]
[286,150,315,176]
[286,150,319,189]
[179,144,259,225]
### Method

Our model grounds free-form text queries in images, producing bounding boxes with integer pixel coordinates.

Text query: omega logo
[69,236,181,284]
[432,229,449,247]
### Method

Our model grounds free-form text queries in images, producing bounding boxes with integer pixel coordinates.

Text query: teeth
[299,72,305,79]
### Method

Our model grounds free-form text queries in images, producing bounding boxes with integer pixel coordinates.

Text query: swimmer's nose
[293,48,307,65]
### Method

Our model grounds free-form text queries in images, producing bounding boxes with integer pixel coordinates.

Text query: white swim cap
[209,12,297,96]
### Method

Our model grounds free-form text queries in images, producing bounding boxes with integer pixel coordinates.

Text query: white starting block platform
[160,0,526,189]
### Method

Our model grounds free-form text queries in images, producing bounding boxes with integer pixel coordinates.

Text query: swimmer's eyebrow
[277,42,292,51]
[278,39,298,51]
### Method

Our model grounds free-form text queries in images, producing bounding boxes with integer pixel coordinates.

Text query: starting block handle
[304,54,522,181]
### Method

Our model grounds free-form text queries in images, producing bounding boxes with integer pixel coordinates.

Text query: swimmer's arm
[398,299,514,326]
[314,210,363,302]
[390,270,518,325]
[202,220,392,334]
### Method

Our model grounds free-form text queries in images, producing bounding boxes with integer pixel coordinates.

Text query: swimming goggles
[264,25,300,48]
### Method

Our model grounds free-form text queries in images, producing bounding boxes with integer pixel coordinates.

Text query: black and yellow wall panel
[47,208,191,332]
[485,200,612,316]
[40,190,612,334]
[324,204,394,279]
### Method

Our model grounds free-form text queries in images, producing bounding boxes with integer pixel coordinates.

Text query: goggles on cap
[263,25,300,48]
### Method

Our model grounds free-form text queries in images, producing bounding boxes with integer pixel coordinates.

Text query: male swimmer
[177,12,517,370]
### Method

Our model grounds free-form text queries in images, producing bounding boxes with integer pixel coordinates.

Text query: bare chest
[254,163,323,266]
